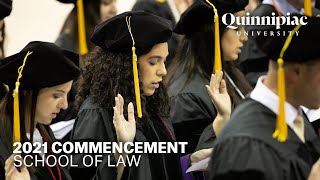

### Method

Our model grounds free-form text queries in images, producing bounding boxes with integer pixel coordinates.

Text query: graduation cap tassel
[272,24,302,142]
[126,16,142,118]
[205,0,222,72]
[304,0,312,16]
[77,0,88,55]
[13,51,33,149]
[273,57,288,142]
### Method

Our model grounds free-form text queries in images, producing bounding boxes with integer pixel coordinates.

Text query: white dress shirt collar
[250,76,298,129]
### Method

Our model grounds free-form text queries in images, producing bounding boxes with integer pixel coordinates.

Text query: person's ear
[285,63,301,84]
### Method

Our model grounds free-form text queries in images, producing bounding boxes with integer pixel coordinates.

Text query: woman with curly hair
[71,9,230,179]
[69,11,183,180]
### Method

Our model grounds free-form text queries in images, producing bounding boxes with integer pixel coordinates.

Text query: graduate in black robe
[51,0,115,143]
[164,0,252,154]
[237,0,320,86]
[0,41,79,180]
[209,16,320,180]
[70,11,183,180]
[209,99,320,180]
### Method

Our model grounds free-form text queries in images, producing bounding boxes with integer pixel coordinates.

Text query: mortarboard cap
[174,0,248,35]
[0,41,80,90]
[260,16,320,142]
[0,41,79,147]
[0,0,12,19]
[91,11,173,53]
[174,0,247,72]
[259,16,320,63]
[91,11,172,118]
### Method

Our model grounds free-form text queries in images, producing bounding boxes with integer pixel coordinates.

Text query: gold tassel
[272,57,288,142]
[126,16,142,118]
[77,0,88,55]
[304,0,312,16]
[13,85,21,145]
[13,51,33,149]
[132,47,142,118]
[272,24,302,142]
[205,0,222,72]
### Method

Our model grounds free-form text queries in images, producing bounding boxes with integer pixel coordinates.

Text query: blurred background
[4,0,136,56]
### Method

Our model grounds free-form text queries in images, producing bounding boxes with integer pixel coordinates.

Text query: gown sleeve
[70,105,118,180]
[170,93,217,154]
[195,123,216,151]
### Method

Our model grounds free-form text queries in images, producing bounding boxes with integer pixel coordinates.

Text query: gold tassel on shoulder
[13,51,33,149]
[205,0,222,72]
[77,0,88,55]
[126,16,142,118]
[272,24,302,142]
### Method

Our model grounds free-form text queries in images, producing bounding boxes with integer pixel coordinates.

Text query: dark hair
[164,23,252,106]
[77,46,170,127]
[59,0,101,52]
[0,90,56,173]
[0,21,5,59]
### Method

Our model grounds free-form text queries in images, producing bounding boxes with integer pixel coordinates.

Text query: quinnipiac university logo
[222,12,308,37]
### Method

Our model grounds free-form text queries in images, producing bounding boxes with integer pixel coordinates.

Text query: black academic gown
[208,98,320,180]
[167,73,217,155]
[70,97,182,180]
[311,119,320,137]
[0,129,72,180]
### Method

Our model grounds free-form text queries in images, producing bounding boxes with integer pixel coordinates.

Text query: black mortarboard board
[0,41,80,146]
[91,11,172,118]
[0,41,80,91]
[259,16,320,63]
[91,11,173,53]
[0,0,12,19]
[174,0,248,35]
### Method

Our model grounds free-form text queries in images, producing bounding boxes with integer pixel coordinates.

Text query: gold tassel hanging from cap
[126,16,142,118]
[205,0,222,72]
[304,0,312,16]
[77,0,88,55]
[272,24,302,142]
[13,51,33,149]
[273,57,287,142]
